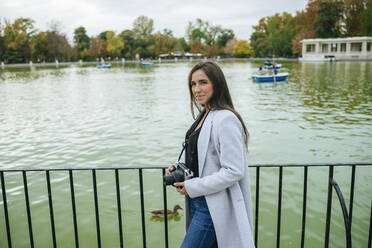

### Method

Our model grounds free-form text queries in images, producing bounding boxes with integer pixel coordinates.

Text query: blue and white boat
[140,61,154,66]
[263,62,281,70]
[252,72,289,82]
[96,64,112,69]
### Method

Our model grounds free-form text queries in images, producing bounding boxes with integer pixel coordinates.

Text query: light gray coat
[181,109,255,248]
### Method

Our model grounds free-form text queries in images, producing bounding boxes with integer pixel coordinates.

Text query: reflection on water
[0,61,371,247]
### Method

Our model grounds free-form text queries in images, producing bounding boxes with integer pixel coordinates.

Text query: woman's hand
[174,182,187,195]
[165,165,176,176]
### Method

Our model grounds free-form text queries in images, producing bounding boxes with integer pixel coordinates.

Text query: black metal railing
[0,162,371,248]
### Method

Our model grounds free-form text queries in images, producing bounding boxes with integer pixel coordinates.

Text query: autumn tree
[233,40,254,57]
[223,39,237,56]
[106,31,124,58]
[3,18,35,63]
[32,32,50,61]
[88,36,106,59]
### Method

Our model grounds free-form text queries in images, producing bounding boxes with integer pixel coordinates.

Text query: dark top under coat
[185,109,209,177]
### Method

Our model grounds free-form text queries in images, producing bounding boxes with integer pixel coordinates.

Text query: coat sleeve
[184,113,246,198]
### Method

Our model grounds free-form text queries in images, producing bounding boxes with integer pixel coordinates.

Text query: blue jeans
[180,196,217,248]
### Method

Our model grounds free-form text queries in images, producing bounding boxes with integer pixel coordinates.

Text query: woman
[167,61,255,248]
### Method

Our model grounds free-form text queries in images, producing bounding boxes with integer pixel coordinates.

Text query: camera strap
[177,141,187,162]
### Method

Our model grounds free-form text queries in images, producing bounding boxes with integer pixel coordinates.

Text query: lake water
[0,61,371,247]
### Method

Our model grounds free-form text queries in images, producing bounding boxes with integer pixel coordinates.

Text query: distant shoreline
[1,57,300,69]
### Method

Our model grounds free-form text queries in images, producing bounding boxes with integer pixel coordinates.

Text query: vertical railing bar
[276,166,283,248]
[254,167,260,248]
[69,170,79,248]
[115,169,124,248]
[301,166,308,248]
[368,200,372,248]
[349,165,355,227]
[46,170,57,248]
[1,171,12,248]
[139,169,147,248]
[324,166,334,248]
[92,169,101,248]
[23,171,34,248]
[162,168,169,248]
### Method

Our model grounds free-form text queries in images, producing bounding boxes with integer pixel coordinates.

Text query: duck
[150,204,183,218]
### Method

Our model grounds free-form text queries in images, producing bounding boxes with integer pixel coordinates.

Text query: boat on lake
[140,61,154,66]
[263,61,281,70]
[252,72,289,82]
[96,64,112,69]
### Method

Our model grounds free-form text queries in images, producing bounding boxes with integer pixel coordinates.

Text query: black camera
[163,162,194,186]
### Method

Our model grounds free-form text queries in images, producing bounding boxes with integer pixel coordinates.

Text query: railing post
[254,167,260,248]
[139,169,147,248]
[162,168,169,248]
[92,169,101,248]
[115,169,124,248]
[69,170,79,248]
[1,171,12,248]
[23,171,34,248]
[324,166,334,248]
[301,166,308,248]
[46,170,57,248]
[368,200,372,248]
[276,166,283,248]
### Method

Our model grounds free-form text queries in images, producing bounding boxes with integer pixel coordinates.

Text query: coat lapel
[197,110,214,177]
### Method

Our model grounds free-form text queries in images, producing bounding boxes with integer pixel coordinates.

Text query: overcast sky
[1,0,307,41]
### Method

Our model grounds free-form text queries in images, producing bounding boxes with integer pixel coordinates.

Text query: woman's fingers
[174,182,187,195]
[165,165,175,176]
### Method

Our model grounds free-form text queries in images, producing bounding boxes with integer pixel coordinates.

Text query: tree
[233,40,254,57]
[344,0,365,36]
[106,31,124,57]
[73,26,90,53]
[315,1,344,38]
[119,29,135,58]
[190,40,203,53]
[46,31,72,61]
[363,0,372,35]
[0,20,5,61]
[177,38,190,53]
[250,31,272,57]
[223,39,237,55]
[99,31,109,41]
[267,16,281,56]
[132,15,154,38]
[217,29,235,48]
[3,18,35,63]
[88,36,106,59]
[46,20,71,61]
[32,32,50,61]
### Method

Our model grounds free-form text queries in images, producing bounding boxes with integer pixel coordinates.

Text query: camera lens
[163,168,185,185]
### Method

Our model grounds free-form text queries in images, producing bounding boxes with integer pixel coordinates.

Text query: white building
[300,37,372,61]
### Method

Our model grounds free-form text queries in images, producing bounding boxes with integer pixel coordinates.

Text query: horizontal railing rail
[0,162,371,248]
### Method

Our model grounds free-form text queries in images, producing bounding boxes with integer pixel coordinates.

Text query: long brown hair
[188,61,249,147]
